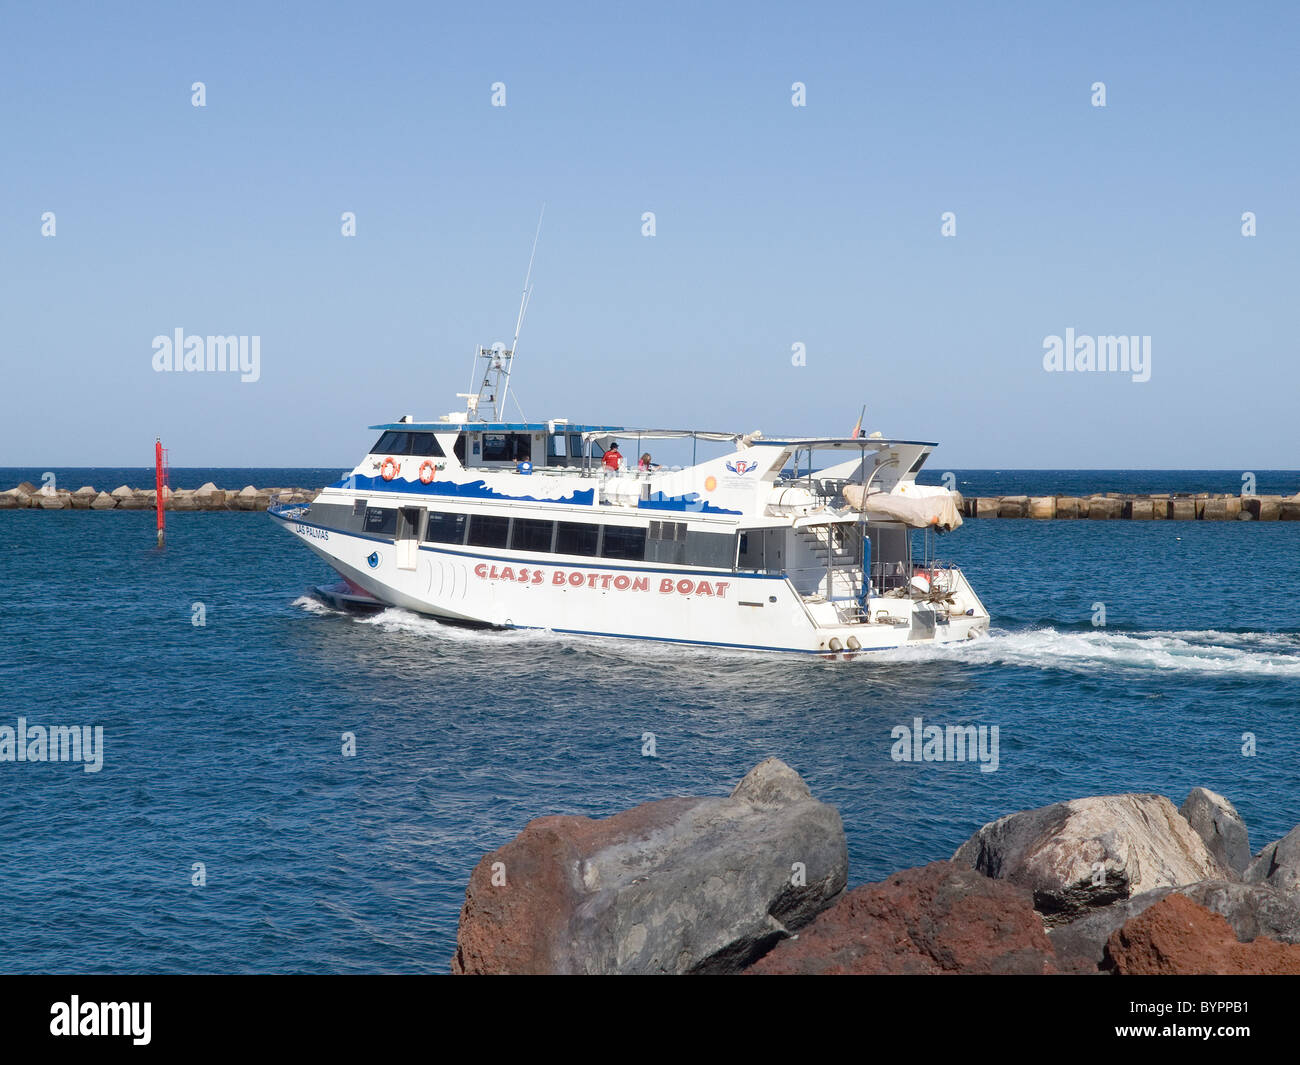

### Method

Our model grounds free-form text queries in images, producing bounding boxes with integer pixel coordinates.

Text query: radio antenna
[499,204,544,420]
[466,205,545,422]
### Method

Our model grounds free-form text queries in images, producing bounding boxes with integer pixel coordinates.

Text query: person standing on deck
[603,442,623,471]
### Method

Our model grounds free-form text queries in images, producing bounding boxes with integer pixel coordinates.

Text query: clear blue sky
[1,1,1295,468]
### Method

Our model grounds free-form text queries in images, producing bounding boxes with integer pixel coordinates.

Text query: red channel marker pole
[155,438,166,547]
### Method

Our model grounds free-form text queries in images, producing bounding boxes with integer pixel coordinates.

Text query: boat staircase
[794,524,865,614]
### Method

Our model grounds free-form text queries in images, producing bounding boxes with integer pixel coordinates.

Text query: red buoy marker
[155,438,169,547]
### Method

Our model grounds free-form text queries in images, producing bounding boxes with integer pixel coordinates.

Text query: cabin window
[601,525,647,561]
[407,432,444,457]
[467,514,510,548]
[363,507,397,536]
[424,512,467,544]
[352,499,367,517]
[510,518,555,553]
[453,435,466,464]
[370,430,444,457]
[482,433,532,462]
[372,431,409,455]
[555,521,599,557]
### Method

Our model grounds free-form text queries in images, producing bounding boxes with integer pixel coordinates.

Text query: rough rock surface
[1245,825,1300,895]
[1104,893,1300,974]
[953,794,1228,925]
[1049,879,1300,971]
[1179,787,1251,875]
[451,758,847,974]
[747,861,1058,975]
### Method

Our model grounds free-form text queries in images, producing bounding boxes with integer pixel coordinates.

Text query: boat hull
[271,507,989,657]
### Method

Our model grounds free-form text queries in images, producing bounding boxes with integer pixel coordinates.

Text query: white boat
[269,347,988,658]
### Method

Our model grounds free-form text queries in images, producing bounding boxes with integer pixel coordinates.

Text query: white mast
[466,206,544,422]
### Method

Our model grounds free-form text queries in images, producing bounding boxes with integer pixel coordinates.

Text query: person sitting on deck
[638,452,652,471]
[602,442,623,471]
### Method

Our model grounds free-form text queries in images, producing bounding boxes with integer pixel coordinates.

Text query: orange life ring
[418,460,437,484]
[380,456,400,481]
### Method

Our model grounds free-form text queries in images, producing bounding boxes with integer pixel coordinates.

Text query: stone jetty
[4,482,1298,520]
[452,767,1300,974]
[959,491,1300,520]
[0,482,318,511]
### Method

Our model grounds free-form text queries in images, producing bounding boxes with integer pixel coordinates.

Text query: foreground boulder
[953,794,1228,925]
[1104,893,1300,974]
[1245,825,1300,895]
[1179,787,1251,875]
[452,759,846,974]
[748,861,1058,975]
[1049,879,1300,971]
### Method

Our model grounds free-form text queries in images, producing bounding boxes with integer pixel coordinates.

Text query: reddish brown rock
[1104,892,1300,974]
[747,861,1058,975]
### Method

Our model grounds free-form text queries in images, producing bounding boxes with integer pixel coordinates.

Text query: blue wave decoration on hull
[331,473,596,506]
[637,492,741,515]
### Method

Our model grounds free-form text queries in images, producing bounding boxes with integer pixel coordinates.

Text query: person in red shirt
[602,442,623,471]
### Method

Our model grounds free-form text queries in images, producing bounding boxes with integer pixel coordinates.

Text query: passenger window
[510,518,554,552]
[363,508,397,536]
[555,521,599,557]
[601,525,647,560]
[467,515,510,548]
[424,512,467,544]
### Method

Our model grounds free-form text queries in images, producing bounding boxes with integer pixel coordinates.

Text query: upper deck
[327,416,944,529]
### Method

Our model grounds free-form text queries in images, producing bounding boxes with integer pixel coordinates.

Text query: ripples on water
[0,510,1298,972]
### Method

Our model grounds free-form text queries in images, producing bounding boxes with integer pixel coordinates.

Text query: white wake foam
[878,626,1300,676]
[291,596,1300,676]
[290,594,341,617]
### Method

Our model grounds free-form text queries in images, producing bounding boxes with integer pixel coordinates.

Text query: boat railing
[269,490,313,519]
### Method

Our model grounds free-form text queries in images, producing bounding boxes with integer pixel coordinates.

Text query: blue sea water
[2,471,1299,974]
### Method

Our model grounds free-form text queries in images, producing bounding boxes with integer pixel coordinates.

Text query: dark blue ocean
[2,468,1299,974]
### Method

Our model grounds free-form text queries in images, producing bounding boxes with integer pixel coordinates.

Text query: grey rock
[452,758,847,974]
[953,793,1229,926]
[1245,825,1300,895]
[1179,787,1251,875]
